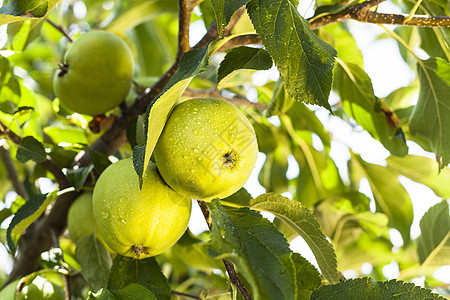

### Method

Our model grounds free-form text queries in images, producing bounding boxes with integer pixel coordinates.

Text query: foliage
[0,0,449,299]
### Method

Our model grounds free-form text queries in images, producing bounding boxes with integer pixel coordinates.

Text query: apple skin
[67,192,97,242]
[154,98,258,201]
[67,192,111,251]
[92,158,191,259]
[53,30,134,116]
[1,276,65,300]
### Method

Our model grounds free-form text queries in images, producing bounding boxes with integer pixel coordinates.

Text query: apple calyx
[57,63,69,77]
[222,151,237,169]
[130,244,149,259]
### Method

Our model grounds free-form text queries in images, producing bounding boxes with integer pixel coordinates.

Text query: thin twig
[0,145,28,200]
[172,290,203,299]
[197,201,254,300]
[178,0,192,56]
[216,34,261,52]
[46,19,73,42]
[309,0,450,29]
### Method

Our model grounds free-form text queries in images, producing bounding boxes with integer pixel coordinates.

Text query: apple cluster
[59,31,258,259]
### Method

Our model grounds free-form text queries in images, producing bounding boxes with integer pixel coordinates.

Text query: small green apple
[67,192,96,242]
[92,158,192,259]
[67,192,110,250]
[154,97,258,201]
[16,276,64,300]
[0,279,20,300]
[53,30,134,116]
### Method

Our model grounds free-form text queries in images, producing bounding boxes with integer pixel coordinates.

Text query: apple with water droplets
[154,98,258,201]
[92,158,191,259]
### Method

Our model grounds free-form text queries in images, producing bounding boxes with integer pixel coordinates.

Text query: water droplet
[193,130,199,135]
[101,212,109,219]
[183,155,189,159]
[193,149,199,153]
[190,169,195,173]
[121,218,127,224]
[185,125,189,130]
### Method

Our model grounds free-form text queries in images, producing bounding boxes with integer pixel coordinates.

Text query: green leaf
[43,125,88,145]
[247,0,336,111]
[350,155,413,244]
[417,200,450,267]
[199,0,215,29]
[311,278,446,299]
[250,193,340,284]
[105,0,177,35]
[220,187,253,207]
[210,0,250,36]
[108,255,171,300]
[258,144,289,194]
[16,136,46,163]
[7,191,57,254]
[334,61,408,156]
[66,165,94,191]
[387,155,450,198]
[87,289,116,300]
[208,199,298,299]
[0,0,48,17]
[140,43,213,181]
[267,79,295,117]
[75,234,112,292]
[319,23,364,67]
[217,46,272,84]
[409,58,450,168]
[290,134,343,207]
[286,102,331,147]
[126,116,146,149]
[0,0,59,25]
[170,231,225,272]
[89,151,112,174]
[292,253,322,299]
[112,284,157,300]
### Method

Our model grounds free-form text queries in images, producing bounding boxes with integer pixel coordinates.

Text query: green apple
[92,158,191,259]
[67,192,110,250]
[13,276,65,300]
[154,97,258,201]
[53,30,134,116]
[0,279,19,300]
[67,192,96,242]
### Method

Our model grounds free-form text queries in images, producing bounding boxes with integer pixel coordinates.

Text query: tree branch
[197,201,254,300]
[46,19,72,42]
[0,145,28,200]
[309,0,450,29]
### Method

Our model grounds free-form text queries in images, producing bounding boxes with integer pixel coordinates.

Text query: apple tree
[0,0,450,299]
